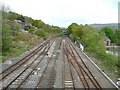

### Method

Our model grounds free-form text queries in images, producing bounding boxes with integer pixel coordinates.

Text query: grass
[86,50,119,81]
[2,32,42,63]
[2,31,58,63]
[96,52,118,71]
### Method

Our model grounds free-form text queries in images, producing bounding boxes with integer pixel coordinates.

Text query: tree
[68,23,79,30]
[32,20,45,28]
[68,23,83,40]
[101,27,115,43]
[7,11,19,21]
[81,26,106,53]
[17,15,25,22]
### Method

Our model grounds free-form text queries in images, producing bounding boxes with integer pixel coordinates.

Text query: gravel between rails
[68,38,119,89]
[1,38,55,90]
[1,36,119,89]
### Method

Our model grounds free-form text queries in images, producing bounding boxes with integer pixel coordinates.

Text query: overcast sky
[0,0,118,27]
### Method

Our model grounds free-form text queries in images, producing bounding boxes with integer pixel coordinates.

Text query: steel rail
[63,40,75,90]
[67,40,102,89]
[63,40,89,89]
[35,39,59,89]
[47,38,62,88]
[16,40,54,90]
[2,39,54,90]
[0,38,52,81]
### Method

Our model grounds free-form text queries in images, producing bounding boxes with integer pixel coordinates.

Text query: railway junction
[0,36,119,90]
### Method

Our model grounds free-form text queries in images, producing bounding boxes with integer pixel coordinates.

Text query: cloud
[0,0,118,27]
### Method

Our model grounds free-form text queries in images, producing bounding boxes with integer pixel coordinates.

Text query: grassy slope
[1,32,43,63]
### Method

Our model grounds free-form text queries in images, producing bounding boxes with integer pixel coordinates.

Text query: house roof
[104,37,111,42]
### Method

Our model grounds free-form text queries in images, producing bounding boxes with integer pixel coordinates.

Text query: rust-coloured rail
[67,39,102,89]
[0,38,52,81]
[2,39,54,90]
[63,40,88,89]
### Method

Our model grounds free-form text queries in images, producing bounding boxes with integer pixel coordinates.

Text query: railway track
[62,40,74,89]
[35,38,61,89]
[62,39,102,89]
[0,38,52,81]
[68,40,102,89]
[1,37,55,89]
[1,36,118,89]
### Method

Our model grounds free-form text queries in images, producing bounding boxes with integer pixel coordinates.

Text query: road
[0,36,119,89]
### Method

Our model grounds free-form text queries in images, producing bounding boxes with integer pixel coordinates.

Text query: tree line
[67,23,119,74]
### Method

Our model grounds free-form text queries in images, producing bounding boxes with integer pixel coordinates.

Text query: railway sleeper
[65,80,73,88]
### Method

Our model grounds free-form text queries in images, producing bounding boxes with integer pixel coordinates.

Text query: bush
[2,22,13,55]
[81,26,106,53]
[34,29,46,38]
[67,24,118,74]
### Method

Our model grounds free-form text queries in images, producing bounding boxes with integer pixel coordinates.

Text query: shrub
[34,29,46,38]
[2,22,13,55]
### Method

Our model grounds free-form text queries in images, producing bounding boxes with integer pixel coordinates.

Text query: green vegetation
[34,29,46,39]
[67,23,119,77]
[1,6,61,63]
[1,5,119,78]
[101,27,118,44]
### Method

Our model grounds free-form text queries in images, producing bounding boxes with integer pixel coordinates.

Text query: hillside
[1,10,62,62]
[90,23,118,29]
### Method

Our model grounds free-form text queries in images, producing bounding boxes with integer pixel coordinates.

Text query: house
[104,37,111,46]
